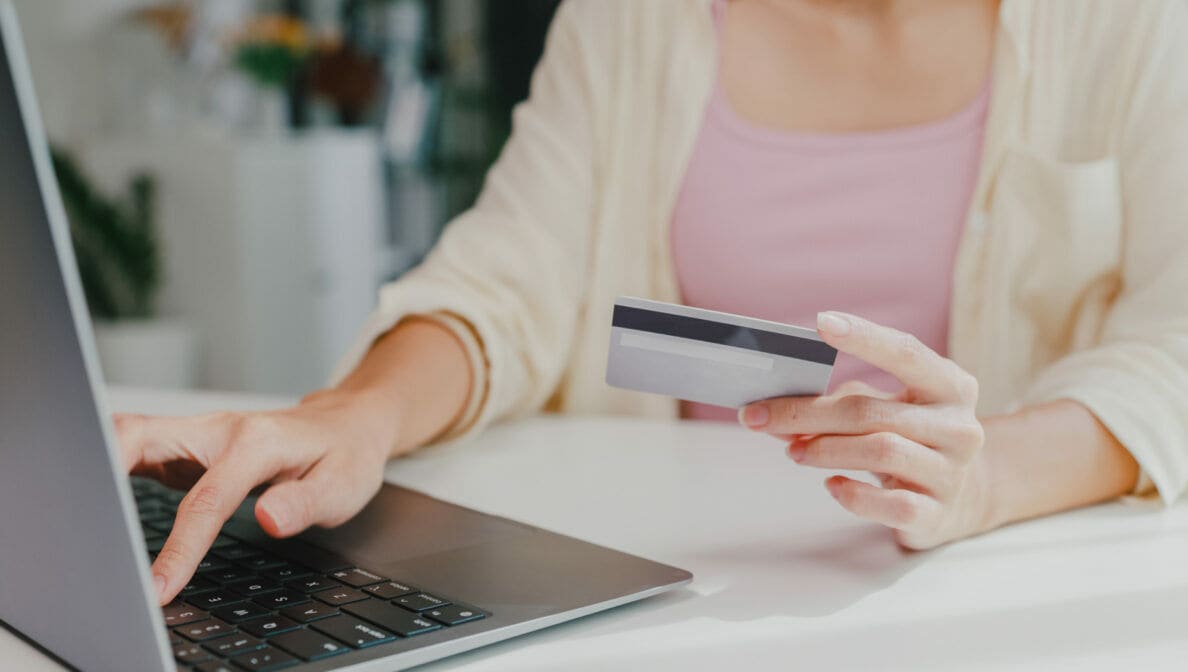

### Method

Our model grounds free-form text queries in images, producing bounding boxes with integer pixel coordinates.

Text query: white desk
[6,387,1188,671]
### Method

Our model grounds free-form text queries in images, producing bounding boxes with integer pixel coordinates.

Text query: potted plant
[232,15,313,133]
[52,148,198,388]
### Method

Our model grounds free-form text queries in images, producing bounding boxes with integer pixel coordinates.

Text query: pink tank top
[672,0,990,421]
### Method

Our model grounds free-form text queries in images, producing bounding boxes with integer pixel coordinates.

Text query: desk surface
[6,387,1188,671]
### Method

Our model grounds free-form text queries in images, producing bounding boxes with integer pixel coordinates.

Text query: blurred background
[16,0,559,394]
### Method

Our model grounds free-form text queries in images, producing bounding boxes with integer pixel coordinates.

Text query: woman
[122,0,1188,605]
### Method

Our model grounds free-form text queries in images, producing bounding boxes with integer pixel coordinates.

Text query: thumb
[254,459,380,537]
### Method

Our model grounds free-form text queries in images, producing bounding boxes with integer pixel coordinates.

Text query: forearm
[981,400,1140,530]
[331,317,474,457]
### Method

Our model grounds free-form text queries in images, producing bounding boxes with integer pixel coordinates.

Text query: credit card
[605,297,836,408]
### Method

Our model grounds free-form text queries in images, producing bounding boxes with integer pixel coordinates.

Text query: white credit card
[605,297,836,408]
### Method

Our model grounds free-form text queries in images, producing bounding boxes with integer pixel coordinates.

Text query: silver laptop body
[0,3,691,670]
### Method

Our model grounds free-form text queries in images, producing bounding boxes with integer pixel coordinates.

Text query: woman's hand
[118,317,474,606]
[116,388,400,605]
[740,311,991,550]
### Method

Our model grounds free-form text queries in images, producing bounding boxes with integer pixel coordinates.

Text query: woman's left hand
[740,311,992,550]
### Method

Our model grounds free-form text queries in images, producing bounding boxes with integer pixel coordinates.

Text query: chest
[718,0,998,133]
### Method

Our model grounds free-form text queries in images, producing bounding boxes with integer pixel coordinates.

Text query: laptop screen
[0,3,172,670]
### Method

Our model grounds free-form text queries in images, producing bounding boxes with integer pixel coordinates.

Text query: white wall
[11,0,147,142]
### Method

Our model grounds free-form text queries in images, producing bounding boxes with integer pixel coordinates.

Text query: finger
[254,452,384,538]
[816,312,977,405]
[825,475,943,531]
[114,412,232,474]
[830,380,896,400]
[151,455,274,604]
[764,382,897,442]
[790,433,952,495]
[745,394,978,451]
[113,413,144,472]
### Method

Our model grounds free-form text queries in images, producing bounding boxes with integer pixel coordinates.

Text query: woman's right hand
[116,388,401,606]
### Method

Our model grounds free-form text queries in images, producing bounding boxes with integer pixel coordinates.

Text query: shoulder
[554,0,710,32]
[1017,0,1186,67]
[537,0,716,123]
[1010,1,1188,151]
[546,0,712,68]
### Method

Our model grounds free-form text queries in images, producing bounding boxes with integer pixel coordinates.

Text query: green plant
[51,148,160,320]
[233,15,312,89]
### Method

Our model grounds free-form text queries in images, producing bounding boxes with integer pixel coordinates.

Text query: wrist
[328,316,473,457]
[972,444,1007,534]
[304,385,408,460]
[976,414,1025,532]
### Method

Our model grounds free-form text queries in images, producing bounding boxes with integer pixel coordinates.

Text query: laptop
[0,3,692,670]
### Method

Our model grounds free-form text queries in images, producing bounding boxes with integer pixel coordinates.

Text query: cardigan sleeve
[329,0,602,440]
[1021,2,1188,504]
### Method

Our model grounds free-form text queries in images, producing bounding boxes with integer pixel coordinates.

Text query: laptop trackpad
[299,483,532,565]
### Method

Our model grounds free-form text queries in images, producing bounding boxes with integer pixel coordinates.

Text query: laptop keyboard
[133,478,489,671]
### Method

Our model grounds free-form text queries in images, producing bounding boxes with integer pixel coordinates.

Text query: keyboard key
[169,633,184,647]
[187,589,245,610]
[236,554,286,571]
[240,615,301,638]
[138,491,165,504]
[181,577,217,597]
[139,515,167,530]
[173,642,212,664]
[196,558,231,573]
[253,588,309,610]
[280,602,338,623]
[202,632,264,657]
[329,567,387,588]
[175,618,236,642]
[160,490,186,506]
[270,628,349,662]
[425,603,487,626]
[344,599,442,637]
[210,535,237,550]
[271,543,352,574]
[209,544,260,561]
[227,577,279,597]
[230,646,298,671]
[199,567,254,584]
[163,602,209,627]
[313,587,368,606]
[145,519,174,534]
[395,592,450,613]
[260,564,313,582]
[286,577,342,594]
[140,510,171,524]
[362,580,417,600]
[195,661,237,672]
[311,614,397,648]
[211,602,272,624]
[146,537,166,553]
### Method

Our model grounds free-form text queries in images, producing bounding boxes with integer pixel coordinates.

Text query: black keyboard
[133,478,489,671]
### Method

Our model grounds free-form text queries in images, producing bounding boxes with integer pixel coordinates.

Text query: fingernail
[152,573,167,599]
[825,477,841,497]
[739,404,769,429]
[817,312,851,337]
[260,502,288,536]
[788,441,806,462]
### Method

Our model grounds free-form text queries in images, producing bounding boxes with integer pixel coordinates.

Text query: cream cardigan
[335,0,1188,503]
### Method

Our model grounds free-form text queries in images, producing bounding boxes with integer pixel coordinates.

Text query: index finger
[816,312,975,404]
[114,412,231,474]
[151,455,274,605]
